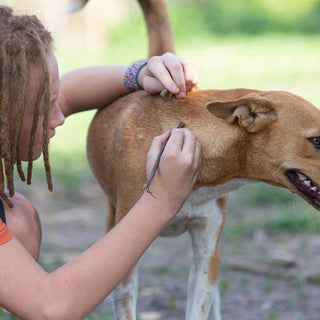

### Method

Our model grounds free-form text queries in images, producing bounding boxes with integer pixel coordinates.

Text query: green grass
[84,312,111,320]
[225,182,320,242]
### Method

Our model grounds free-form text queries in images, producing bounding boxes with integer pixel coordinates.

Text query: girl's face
[18,52,65,161]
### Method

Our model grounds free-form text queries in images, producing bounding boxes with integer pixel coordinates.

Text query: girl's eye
[309,137,320,148]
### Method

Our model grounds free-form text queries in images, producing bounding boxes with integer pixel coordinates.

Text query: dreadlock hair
[0,6,53,207]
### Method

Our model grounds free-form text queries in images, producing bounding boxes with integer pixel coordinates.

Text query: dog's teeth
[297,173,307,181]
[304,180,311,187]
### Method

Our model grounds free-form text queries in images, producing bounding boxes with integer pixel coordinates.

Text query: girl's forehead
[23,52,59,115]
[47,52,60,96]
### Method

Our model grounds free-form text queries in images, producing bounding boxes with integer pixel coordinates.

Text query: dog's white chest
[160,178,255,237]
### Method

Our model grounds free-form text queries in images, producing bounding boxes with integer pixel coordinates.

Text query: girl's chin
[16,152,42,162]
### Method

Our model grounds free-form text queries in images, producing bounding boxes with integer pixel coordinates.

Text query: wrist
[141,189,184,220]
[136,64,147,90]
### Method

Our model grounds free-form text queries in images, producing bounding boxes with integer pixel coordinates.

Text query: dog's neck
[183,117,250,189]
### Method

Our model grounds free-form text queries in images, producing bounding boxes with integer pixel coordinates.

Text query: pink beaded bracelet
[124,60,148,92]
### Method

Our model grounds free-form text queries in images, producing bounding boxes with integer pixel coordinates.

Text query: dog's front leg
[112,265,138,320]
[186,202,225,320]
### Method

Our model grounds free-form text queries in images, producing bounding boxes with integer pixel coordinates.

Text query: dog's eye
[309,137,320,148]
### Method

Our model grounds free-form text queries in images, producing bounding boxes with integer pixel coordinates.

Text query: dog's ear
[206,93,277,133]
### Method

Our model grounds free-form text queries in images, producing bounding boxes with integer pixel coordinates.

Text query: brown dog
[83,0,320,319]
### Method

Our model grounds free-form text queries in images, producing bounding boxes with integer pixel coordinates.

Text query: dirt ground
[15,179,320,320]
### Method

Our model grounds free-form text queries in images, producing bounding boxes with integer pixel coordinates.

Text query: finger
[180,129,197,155]
[191,141,201,182]
[162,54,186,96]
[164,128,185,154]
[192,69,199,89]
[148,130,171,157]
[180,58,198,91]
[147,57,180,94]
[193,141,202,170]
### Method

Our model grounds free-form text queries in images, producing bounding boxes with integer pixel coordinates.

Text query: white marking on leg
[185,200,224,320]
[209,285,222,320]
[112,266,138,320]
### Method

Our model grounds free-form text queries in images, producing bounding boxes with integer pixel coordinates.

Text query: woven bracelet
[124,60,148,92]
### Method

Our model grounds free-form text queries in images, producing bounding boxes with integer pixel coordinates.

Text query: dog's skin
[73,0,320,319]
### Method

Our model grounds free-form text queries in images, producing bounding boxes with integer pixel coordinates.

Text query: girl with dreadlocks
[0,6,200,319]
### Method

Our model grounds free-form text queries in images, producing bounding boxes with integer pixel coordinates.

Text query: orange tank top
[0,219,12,245]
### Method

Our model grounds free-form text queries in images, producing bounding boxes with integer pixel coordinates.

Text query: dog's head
[206,90,320,211]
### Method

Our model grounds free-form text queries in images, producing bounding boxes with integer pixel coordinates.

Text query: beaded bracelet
[124,60,148,92]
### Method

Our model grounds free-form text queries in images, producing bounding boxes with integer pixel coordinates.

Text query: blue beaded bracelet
[124,60,148,92]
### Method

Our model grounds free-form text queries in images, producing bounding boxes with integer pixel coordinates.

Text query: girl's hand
[146,128,201,214]
[138,52,198,99]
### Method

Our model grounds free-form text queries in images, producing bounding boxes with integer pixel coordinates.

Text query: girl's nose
[50,103,65,129]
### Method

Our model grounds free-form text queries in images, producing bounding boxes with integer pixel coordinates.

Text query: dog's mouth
[286,170,320,210]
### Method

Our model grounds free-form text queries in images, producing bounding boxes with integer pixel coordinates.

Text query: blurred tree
[169,0,320,35]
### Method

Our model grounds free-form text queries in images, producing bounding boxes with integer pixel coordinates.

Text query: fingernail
[171,85,179,93]
[177,91,186,99]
